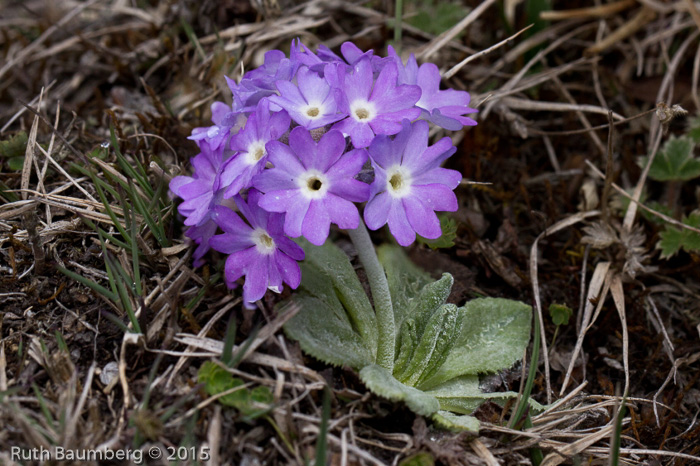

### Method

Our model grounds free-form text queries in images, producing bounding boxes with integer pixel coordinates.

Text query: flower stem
[394,0,403,53]
[347,220,395,371]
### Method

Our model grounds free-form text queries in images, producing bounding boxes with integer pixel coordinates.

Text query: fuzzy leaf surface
[425,375,482,414]
[359,364,440,416]
[427,374,545,415]
[419,298,531,389]
[431,411,480,432]
[282,240,377,369]
[300,239,377,351]
[377,244,432,328]
[396,303,459,387]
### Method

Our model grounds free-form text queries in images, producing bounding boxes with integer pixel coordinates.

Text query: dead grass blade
[609,275,629,397]
[540,0,636,21]
[540,423,617,466]
[20,91,42,201]
[0,0,100,81]
[584,6,657,55]
[560,261,611,396]
[444,25,533,80]
[586,160,700,235]
[530,210,601,403]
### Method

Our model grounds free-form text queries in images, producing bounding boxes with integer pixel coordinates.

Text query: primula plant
[171,40,536,431]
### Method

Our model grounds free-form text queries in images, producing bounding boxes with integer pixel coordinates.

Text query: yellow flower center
[389,173,403,191]
[355,108,369,120]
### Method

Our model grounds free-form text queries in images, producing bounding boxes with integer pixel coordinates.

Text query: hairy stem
[347,221,395,371]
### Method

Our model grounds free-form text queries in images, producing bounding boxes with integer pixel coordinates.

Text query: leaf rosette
[280,240,535,431]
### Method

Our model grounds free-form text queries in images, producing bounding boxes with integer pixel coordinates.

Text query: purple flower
[188,102,246,149]
[209,190,305,304]
[269,66,346,129]
[216,99,291,198]
[253,127,370,245]
[313,41,389,72]
[186,219,219,267]
[332,58,421,148]
[170,140,233,266]
[226,50,298,113]
[289,40,386,74]
[364,120,461,246]
[290,39,335,74]
[388,46,477,131]
[170,140,227,226]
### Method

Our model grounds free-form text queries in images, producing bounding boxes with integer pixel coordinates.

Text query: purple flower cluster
[171,40,477,305]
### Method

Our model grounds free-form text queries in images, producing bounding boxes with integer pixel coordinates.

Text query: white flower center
[251,228,276,255]
[245,141,267,165]
[386,166,412,198]
[350,100,376,123]
[298,170,329,200]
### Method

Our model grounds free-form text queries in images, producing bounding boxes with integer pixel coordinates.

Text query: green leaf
[548,303,572,326]
[425,375,482,414]
[640,135,700,181]
[688,115,700,143]
[377,244,432,327]
[198,361,247,407]
[406,1,470,37]
[0,131,28,158]
[300,239,377,352]
[396,303,459,387]
[431,411,480,432]
[417,215,457,250]
[284,292,375,369]
[641,201,674,225]
[399,452,435,466]
[394,318,418,377]
[7,156,24,171]
[197,361,272,415]
[403,274,454,339]
[359,364,440,416]
[428,374,545,415]
[657,213,700,259]
[250,385,274,404]
[282,242,377,369]
[419,298,532,389]
[57,266,118,302]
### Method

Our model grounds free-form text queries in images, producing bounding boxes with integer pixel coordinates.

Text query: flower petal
[242,255,268,302]
[411,184,459,212]
[387,200,415,246]
[364,191,392,230]
[323,195,360,230]
[403,196,441,239]
[275,250,302,289]
[302,199,331,245]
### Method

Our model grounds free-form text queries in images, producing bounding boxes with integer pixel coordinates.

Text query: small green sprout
[548,302,572,348]
[549,302,572,326]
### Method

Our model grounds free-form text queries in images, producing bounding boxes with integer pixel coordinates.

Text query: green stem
[347,220,395,371]
[394,0,403,53]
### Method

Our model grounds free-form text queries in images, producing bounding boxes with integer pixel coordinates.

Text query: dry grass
[1,0,699,464]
